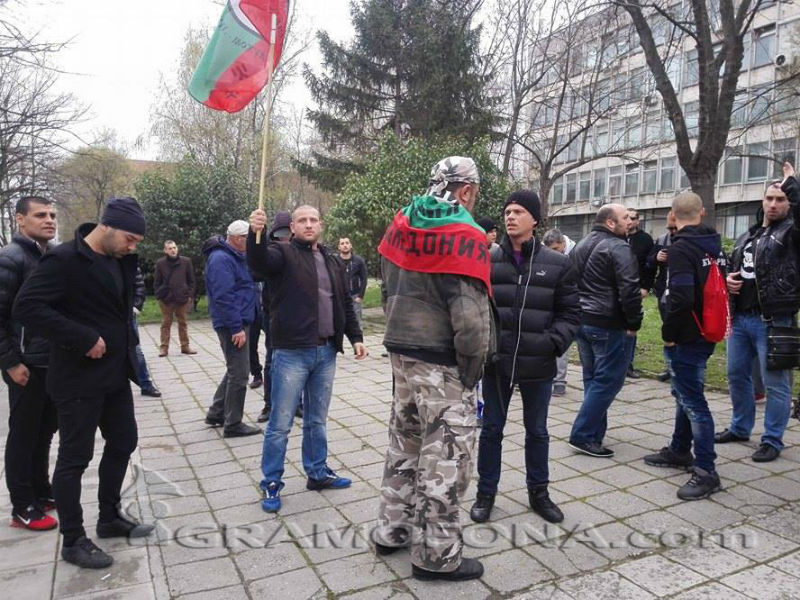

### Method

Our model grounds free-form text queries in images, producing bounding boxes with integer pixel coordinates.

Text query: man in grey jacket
[568,204,642,458]
[373,156,492,582]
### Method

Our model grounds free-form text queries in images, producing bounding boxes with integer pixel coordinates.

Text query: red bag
[692,254,731,343]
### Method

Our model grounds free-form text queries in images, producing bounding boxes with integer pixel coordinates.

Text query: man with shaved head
[568,204,642,458]
[717,162,800,463]
[643,192,727,500]
[247,205,367,514]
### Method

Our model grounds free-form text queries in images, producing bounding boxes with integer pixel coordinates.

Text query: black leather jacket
[571,226,643,331]
[730,175,800,319]
[0,234,52,369]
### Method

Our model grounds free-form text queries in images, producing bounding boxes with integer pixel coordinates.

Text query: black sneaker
[714,429,749,443]
[627,367,641,379]
[61,536,113,569]
[752,443,780,462]
[412,557,484,581]
[249,377,263,389]
[568,440,614,457]
[677,468,721,501]
[656,370,671,382]
[205,416,224,427]
[96,515,155,539]
[223,423,262,438]
[257,407,271,423]
[644,447,694,470]
[552,384,567,397]
[141,386,162,397]
[469,492,495,523]
[528,487,564,523]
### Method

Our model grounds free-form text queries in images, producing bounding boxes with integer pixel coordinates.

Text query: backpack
[692,253,731,343]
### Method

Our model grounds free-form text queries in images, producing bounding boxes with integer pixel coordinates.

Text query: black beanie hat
[504,190,541,223]
[101,197,146,236]
[476,217,497,233]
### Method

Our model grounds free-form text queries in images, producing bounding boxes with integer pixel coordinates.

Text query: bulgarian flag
[188,0,290,113]
[378,195,492,294]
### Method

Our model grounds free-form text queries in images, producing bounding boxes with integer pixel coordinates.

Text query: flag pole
[256,13,278,244]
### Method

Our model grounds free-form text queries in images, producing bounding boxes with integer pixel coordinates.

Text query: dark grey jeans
[207,328,250,427]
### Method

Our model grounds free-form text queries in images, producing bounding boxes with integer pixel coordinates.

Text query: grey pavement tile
[582,521,652,562]
[317,551,397,594]
[144,466,195,484]
[205,485,257,511]
[156,511,217,541]
[714,524,797,562]
[185,449,236,468]
[199,471,254,495]
[157,539,230,567]
[248,567,326,600]
[284,506,350,538]
[279,489,333,516]
[166,556,241,596]
[666,500,747,531]
[710,483,787,516]
[586,490,659,519]
[479,549,553,593]
[232,541,307,581]
[665,540,755,578]
[524,536,609,578]
[769,549,800,577]
[514,583,574,600]
[749,508,800,542]
[556,499,616,531]
[669,582,752,600]
[402,575,493,600]
[623,509,703,542]
[750,475,800,501]
[177,585,250,600]
[461,523,516,558]
[53,547,153,599]
[592,464,655,489]
[720,564,800,600]
[626,478,683,507]
[338,584,415,600]
[613,554,707,596]
[717,461,772,483]
[298,526,372,564]
[557,570,656,599]
[156,494,211,518]
[182,439,229,456]
[0,528,59,569]
[139,455,190,470]
[0,563,54,600]
[59,583,156,599]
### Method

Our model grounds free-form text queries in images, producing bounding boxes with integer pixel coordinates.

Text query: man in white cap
[201,220,261,438]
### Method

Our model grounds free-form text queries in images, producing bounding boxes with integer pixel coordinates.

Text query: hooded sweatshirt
[662,224,727,344]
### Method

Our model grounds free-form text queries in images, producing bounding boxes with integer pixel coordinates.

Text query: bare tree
[616,0,795,224]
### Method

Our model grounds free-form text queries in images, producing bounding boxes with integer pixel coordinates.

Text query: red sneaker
[10,505,58,531]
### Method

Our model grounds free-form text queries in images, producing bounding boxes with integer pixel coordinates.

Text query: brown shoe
[181,347,197,355]
[158,348,168,357]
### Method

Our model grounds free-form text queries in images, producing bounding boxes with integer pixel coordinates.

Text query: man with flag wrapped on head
[373,157,493,582]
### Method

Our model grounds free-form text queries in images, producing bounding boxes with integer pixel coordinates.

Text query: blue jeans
[624,333,637,368]
[570,325,629,445]
[666,340,717,472]
[726,314,793,450]
[132,317,153,390]
[260,342,337,486]
[478,374,552,495]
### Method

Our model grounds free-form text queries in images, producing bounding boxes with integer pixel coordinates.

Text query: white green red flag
[188,0,289,113]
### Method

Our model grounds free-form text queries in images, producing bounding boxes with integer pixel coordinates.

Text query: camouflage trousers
[375,354,478,572]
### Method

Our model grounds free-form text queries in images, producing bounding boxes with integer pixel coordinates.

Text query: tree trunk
[538,180,551,229]
[502,106,521,176]
[690,170,717,227]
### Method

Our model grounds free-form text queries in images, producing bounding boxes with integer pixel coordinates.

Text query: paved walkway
[1,319,799,599]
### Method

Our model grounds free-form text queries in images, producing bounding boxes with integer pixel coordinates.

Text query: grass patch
[138,297,209,324]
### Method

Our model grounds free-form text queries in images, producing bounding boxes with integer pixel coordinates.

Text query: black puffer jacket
[488,237,580,383]
[730,175,800,318]
[0,234,52,369]
[246,232,362,353]
[571,226,643,331]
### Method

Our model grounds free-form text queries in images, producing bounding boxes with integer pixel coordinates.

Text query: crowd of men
[1,157,798,582]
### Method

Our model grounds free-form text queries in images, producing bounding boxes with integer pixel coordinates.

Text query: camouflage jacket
[381,257,492,389]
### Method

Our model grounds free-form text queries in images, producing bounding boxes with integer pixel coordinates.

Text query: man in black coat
[569,204,642,458]
[645,212,678,382]
[624,208,653,378]
[469,191,580,525]
[13,197,154,569]
[0,196,59,531]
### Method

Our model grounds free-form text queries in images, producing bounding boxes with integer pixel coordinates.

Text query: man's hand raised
[250,209,267,234]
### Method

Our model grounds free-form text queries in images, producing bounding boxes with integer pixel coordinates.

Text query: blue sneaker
[260,481,283,513]
[306,468,351,490]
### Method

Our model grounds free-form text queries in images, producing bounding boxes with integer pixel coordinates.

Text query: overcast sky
[13,0,353,159]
